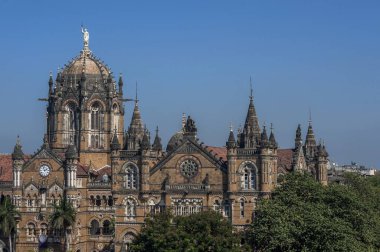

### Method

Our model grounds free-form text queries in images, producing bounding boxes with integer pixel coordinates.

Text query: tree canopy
[249,172,380,252]
[131,210,240,252]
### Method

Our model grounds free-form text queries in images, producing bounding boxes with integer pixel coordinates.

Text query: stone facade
[0,34,329,252]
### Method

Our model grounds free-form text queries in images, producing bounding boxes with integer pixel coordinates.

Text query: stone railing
[87,181,111,189]
[237,149,259,156]
[166,184,210,192]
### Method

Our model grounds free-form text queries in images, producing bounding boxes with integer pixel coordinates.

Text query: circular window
[180,159,199,178]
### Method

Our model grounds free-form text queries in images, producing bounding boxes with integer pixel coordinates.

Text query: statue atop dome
[81,26,89,50]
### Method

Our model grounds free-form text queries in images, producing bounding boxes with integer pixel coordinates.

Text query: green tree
[49,197,76,252]
[248,172,380,252]
[0,196,20,252]
[131,210,240,252]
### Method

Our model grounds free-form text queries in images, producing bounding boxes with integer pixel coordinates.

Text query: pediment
[23,147,63,170]
[151,138,226,175]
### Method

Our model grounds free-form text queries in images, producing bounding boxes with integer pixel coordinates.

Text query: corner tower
[45,28,125,166]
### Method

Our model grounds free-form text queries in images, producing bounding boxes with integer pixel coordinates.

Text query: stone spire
[239,78,260,148]
[48,72,53,95]
[111,129,121,151]
[140,130,150,151]
[118,73,124,96]
[12,136,24,160]
[269,124,278,149]
[305,119,317,159]
[260,125,269,148]
[152,126,163,151]
[295,124,302,149]
[125,96,145,150]
[226,124,236,149]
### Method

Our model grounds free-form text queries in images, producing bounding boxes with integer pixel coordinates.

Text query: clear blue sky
[0,0,379,167]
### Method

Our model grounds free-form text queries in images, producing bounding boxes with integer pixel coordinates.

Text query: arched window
[90,103,101,130]
[102,220,113,235]
[89,195,95,206]
[126,199,136,220]
[64,103,77,145]
[240,199,245,218]
[95,195,102,207]
[107,196,113,207]
[148,199,156,215]
[27,223,35,236]
[40,223,48,235]
[112,103,119,132]
[124,165,138,189]
[123,232,136,252]
[89,102,104,149]
[241,163,256,190]
[223,200,231,218]
[213,199,222,214]
[90,220,100,235]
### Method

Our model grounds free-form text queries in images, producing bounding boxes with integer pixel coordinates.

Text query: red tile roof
[277,149,294,171]
[205,146,227,162]
[0,154,13,182]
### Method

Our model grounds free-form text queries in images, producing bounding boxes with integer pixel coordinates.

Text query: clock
[39,165,50,177]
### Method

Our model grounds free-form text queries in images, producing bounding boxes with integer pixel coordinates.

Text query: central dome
[62,50,110,78]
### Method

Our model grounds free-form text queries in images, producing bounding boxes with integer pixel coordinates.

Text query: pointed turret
[238,78,260,148]
[269,124,278,149]
[140,130,150,150]
[152,126,163,151]
[111,129,121,151]
[125,98,145,150]
[305,120,317,159]
[65,144,78,159]
[226,125,236,149]
[48,72,53,95]
[118,73,124,96]
[295,124,302,149]
[12,136,24,160]
[260,125,269,148]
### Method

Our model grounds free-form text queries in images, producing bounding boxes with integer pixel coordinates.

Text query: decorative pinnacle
[135,81,139,103]
[270,123,273,132]
[156,126,159,135]
[16,135,20,146]
[249,76,253,101]
[229,122,233,132]
[308,108,312,126]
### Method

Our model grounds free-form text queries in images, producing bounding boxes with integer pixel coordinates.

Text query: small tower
[12,136,24,188]
[152,126,163,151]
[304,120,317,161]
[125,99,145,150]
[295,124,302,149]
[226,125,237,192]
[316,142,329,185]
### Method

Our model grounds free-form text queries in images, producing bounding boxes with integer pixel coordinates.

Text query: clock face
[39,165,50,177]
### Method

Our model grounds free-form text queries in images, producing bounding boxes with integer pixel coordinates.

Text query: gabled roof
[0,154,13,182]
[277,149,294,171]
[151,138,227,175]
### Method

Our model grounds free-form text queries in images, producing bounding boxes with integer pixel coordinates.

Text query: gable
[151,139,226,175]
[23,147,63,171]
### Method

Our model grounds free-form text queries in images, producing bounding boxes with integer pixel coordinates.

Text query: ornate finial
[81,26,90,51]
[308,108,312,126]
[270,123,273,132]
[156,126,159,135]
[249,76,253,101]
[229,122,233,132]
[135,81,139,104]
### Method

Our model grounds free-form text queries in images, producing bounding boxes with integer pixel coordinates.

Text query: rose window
[180,159,199,178]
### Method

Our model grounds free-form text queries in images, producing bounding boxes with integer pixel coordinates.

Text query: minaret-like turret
[12,136,24,188]
[269,124,278,149]
[295,124,302,149]
[304,120,317,160]
[316,142,329,185]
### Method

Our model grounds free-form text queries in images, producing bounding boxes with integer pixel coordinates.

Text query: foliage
[248,172,380,252]
[131,210,240,252]
[49,197,76,252]
[0,195,20,252]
